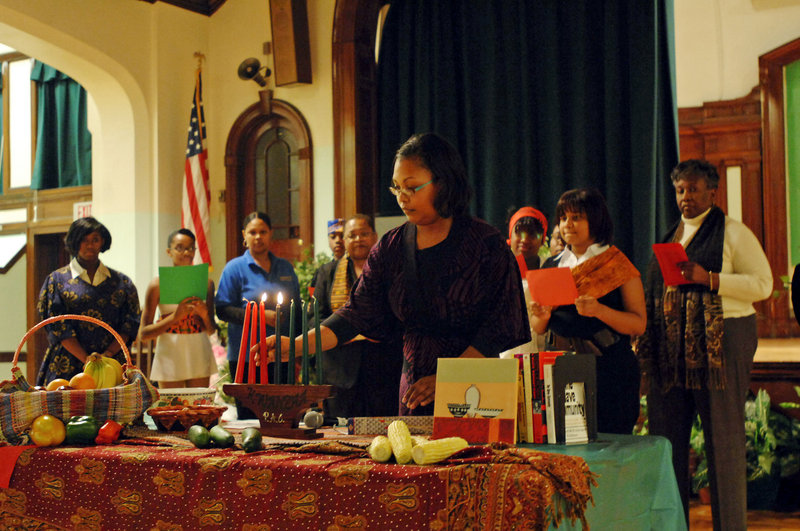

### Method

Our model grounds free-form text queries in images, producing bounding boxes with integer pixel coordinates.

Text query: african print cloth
[0,435,595,530]
[36,265,140,385]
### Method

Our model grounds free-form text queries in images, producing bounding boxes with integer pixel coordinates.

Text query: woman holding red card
[529,188,646,435]
[636,160,772,530]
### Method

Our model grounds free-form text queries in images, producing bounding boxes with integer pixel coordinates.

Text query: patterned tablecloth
[0,432,596,530]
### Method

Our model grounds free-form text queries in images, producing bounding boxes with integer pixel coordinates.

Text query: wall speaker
[269,0,312,86]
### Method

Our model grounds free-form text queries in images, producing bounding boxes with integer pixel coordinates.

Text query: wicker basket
[0,314,160,445]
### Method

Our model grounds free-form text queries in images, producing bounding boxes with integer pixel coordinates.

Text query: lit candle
[301,299,309,385]
[248,301,258,384]
[259,293,268,385]
[314,296,322,384]
[288,298,296,384]
[235,299,253,383]
[274,292,283,385]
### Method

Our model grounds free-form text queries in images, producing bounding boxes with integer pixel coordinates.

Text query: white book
[563,382,589,444]
[521,353,535,443]
[544,363,556,444]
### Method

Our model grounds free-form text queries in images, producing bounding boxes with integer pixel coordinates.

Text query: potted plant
[689,416,710,503]
[293,247,332,302]
[744,389,780,510]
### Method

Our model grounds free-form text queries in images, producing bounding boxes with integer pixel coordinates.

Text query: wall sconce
[237,58,271,87]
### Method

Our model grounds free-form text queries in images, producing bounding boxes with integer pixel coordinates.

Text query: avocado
[241,427,263,453]
[187,425,211,449]
[209,424,234,448]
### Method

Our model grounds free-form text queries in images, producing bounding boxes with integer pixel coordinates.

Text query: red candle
[248,302,258,383]
[235,300,253,383]
[259,293,268,384]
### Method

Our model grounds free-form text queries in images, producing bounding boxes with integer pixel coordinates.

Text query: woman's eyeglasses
[388,180,432,199]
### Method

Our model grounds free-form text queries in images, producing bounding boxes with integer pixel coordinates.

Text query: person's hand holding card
[526,268,579,307]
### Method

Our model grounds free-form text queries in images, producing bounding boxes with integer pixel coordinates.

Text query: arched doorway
[332,0,387,219]
[224,95,313,263]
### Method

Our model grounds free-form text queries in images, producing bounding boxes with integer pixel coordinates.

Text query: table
[0,431,683,530]
[525,433,687,531]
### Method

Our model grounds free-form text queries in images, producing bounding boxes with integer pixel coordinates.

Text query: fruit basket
[0,314,160,445]
[147,404,227,431]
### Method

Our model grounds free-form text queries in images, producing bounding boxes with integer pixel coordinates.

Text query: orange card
[526,268,579,307]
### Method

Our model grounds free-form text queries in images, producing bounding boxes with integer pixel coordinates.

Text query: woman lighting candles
[265,132,530,415]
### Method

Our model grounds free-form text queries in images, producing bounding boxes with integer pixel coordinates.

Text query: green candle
[288,298,296,384]
[314,296,322,384]
[274,293,282,385]
[301,299,309,385]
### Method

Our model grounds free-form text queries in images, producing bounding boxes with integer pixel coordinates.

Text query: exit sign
[74,202,92,219]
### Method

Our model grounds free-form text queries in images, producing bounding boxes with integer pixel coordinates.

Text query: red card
[652,243,691,286]
[526,268,579,306]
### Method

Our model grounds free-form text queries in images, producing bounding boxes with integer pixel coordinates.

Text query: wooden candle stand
[223,383,334,439]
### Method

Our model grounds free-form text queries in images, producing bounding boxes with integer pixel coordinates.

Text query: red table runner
[0,437,595,530]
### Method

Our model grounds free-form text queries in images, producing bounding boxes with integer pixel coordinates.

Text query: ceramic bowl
[474,408,503,419]
[447,403,471,418]
[151,387,217,408]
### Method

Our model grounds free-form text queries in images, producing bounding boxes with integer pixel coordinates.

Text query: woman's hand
[254,335,294,365]
[677,261,710,286]
[402,374,436,410]
[575,295,603,318]
[530,301,552,319]
[175,296,203,320]
[529,301,553,334]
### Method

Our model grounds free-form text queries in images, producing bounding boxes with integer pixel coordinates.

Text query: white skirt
[150,332,218,382]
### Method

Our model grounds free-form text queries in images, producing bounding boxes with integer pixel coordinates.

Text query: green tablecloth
[523,433,687,531]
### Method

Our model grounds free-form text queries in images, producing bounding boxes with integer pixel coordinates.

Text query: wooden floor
[689,502,800,530]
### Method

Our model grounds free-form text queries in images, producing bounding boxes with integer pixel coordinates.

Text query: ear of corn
[411,437,469,465]
[410,435,428,447]
[367,435,393,462]
[387,420,413,464]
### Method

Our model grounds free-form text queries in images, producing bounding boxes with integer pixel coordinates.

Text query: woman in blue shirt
[216,212,300,414]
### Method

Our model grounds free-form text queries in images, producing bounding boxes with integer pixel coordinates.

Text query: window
[254,127,301,240]
[0,50,35,193]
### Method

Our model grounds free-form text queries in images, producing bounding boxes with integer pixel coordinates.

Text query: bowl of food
[151,387,217,408]
[147,404,227,431]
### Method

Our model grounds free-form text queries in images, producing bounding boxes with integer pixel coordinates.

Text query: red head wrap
[507,207,549,244]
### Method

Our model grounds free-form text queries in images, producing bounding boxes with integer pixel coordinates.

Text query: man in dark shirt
[312,214,403,417]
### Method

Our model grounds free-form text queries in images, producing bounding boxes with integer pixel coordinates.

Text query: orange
[69,372,96,390]
[45,378,70,391]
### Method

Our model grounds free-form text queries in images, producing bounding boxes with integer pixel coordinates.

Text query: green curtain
[30,60,92,190]
[377,0,679,272]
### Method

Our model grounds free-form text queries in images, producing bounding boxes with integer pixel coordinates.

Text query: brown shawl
[636,206,726,391]
[571,245,640,299]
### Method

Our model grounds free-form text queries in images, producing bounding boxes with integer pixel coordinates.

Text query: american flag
[181,68,212,266]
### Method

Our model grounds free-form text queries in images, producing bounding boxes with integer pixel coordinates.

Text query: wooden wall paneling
[332,0,385,220]
[677,87,795,336]
[760,38,800,337]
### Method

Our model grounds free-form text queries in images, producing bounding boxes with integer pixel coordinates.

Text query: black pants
[647,315,756,531]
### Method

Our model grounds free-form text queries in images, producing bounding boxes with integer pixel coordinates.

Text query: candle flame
[277,292,284,305]
[261,292,267,303]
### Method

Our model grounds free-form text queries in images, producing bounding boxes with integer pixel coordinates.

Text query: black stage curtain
[377,0,679,272]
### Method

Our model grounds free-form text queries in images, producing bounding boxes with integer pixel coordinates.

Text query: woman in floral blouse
[36,217,140,385]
